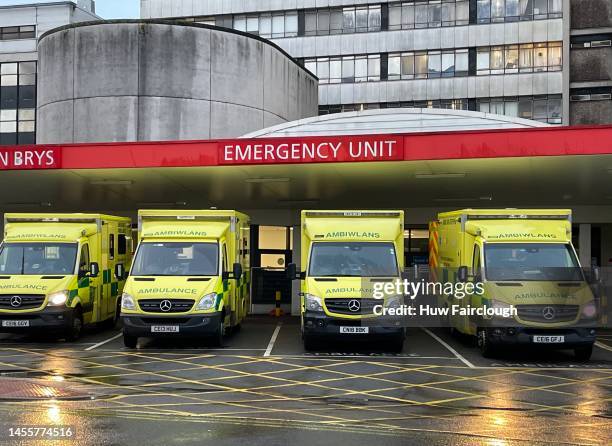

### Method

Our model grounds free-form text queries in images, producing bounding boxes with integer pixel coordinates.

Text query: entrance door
[251,225,293,310]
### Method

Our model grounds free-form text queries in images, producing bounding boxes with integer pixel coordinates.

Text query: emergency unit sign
[0,147,59,170]
[220,136,403,165]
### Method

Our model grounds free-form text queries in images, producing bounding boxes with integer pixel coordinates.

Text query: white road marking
[595,341,612,352]
[85,332,123,351]
[264,322,282,357]
[421,327,475,368]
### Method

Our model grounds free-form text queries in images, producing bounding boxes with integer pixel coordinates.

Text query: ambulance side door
[77,243,97,322]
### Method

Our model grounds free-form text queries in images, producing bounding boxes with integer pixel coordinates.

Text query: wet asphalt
[0,316,610,446]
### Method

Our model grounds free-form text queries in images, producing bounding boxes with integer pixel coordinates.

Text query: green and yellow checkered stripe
[215,270,250,311]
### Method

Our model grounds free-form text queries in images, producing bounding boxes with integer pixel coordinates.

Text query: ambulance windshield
[484,243,583,281]
[132,242,219,276]
[308,242,398,277]
[0,243,78,275]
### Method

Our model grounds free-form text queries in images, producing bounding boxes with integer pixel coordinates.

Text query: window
[342,56,354,83]
[478,95,562,123]
[355,56,368,82]
[356,7,369,32]
[317,58,329,83]
[388,54,401,80]
[272,14,285,38]
[246,16,258,34]
[519,97,533,119]
[285,12,298,37]
[477,48,490,75]
[505,99,519,117]
[403,3,416,28]
[368,55,380,81]
[118,234,127,255]
[305,11,317,36]
[441,51,455,77]
[548,96,562,123]
[533,97,548,121]
[330,10,343,34]
[1,61,36,144]
[317,10,330,35]
[505,45,519,72]
[260,15,272,37]
[519,0,533,19]
[455,49,468,75]
[548,0,562,17]
[491,0,505,21]
[428,1,442,27]
[343,8,355,32]
[415,2,429,28]
[415,53,428,78]
[548,42,562,70]
[519,43,533,71]
[505,0,520,19]
[233,16,246,31]
[0,25,35,40]
[490,46,504,74]
[478,0,491,23]
[330,58,342,83]
[534,0,547,19]
[79,244,90,276]
[456,1,469,24]
[402,53,415,78]
[389,5,402,30]
[109,234,115,260]
[534,43,548,71]
[368,6,381,31]
[442,1,455,26]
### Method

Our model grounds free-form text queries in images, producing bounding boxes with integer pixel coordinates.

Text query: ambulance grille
[516,305,579,323]
[325,298,379,315]
[138,299,195,313]
[0,295,45,310]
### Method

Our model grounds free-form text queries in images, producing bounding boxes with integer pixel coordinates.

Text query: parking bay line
[264,322,283,357]
[85,331,123,351]
[595,341,612,352]
[421,327,475,368]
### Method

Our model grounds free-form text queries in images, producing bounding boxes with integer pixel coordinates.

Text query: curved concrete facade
[36,20,318,143]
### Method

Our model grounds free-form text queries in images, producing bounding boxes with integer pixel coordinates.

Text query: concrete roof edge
[37,19,318,81]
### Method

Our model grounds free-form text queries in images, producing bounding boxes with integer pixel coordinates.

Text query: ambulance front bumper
[122,313,222,337]
[0,307,75,333]
[303,313,404,338]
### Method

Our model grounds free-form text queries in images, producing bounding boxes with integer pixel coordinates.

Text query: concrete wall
[36,21,318,143]
[570,0,612,29]
[570,47,612,83]
[570,100,612,125]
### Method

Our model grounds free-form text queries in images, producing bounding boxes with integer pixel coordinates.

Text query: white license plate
[533,335,564,343]
[2,320,29,327]
[340,326,369,334]
[151,325,179,333]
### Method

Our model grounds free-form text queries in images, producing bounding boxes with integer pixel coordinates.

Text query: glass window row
[0,25,35,40]
[318,94,562,124]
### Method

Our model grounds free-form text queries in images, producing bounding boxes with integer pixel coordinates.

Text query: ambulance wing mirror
[89,262,100,278]
[457,266,468,283]
[115,263,126,280]
[233,263,243,281]
[287,263,304,280]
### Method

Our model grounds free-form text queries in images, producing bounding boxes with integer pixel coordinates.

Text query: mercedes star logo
[542,306,555,320]
[10,296,22,308]
[159,299,172,312]
[348,299,361,312]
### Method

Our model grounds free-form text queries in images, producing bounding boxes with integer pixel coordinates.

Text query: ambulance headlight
[121,292,136,310]
[581,301,597,319]
[47,290,68,307]
[196,293,217,311]
[304,294,324,313]
[384,296,403,309]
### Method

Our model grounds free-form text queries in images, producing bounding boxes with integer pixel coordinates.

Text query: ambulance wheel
[65,308,83,341]
[303,334,318,351]
[574,345,593,362]
[211,318,225,347]
[388,332,405,353]
[477,328,494,358]
[123,334,137,349]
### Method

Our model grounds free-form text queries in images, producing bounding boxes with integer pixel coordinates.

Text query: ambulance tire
[303,334,318,351]
[574,345,593,362]
[211,318,225,347]
[388,335,404,353]
[65,308,83,342]
[232,323,241,334]
[123,334,137,349]
[477,328,495,358]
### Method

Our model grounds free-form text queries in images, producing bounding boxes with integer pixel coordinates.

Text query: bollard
[269,290,284,317]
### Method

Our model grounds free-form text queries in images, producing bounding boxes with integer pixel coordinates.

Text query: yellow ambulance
[0,213,133,340]
[121,210,250,348]
[288,210,405,352]
[430,209,598,360]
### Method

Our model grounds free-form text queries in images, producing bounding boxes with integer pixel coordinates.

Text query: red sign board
[0,147,60,170]
[219,136,404,165]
